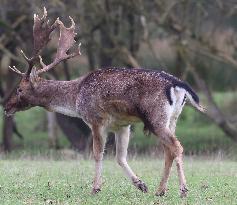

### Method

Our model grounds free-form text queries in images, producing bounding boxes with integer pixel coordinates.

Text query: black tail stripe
[165,85,173,105]
[161,71,199,105]
[175,81,199,104]
[181,94,186,106]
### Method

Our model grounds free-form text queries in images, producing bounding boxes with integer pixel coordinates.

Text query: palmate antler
[37,16,81,75]
[9,7,81,78]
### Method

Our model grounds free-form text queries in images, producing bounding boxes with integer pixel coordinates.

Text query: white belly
[50,105,80,118]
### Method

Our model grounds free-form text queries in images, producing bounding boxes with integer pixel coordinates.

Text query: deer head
[3,7,81,116]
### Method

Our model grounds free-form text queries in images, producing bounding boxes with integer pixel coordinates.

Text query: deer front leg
[91,125,106,194]
[156,144,174,196]
[115,125,148,193]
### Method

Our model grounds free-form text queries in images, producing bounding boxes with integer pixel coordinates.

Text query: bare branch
[188,63,237,142]
[118,46,140,68]
[0,15,26,45]
[187,40,237,69]
[0,44,25,64]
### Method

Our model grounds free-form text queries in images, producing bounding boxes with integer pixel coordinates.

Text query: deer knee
[93,143,104,161]
[173,139,183,156]
[94,152,103,162]
[169,141,183,158]
[116,156,126,167]
[158,129,183,158]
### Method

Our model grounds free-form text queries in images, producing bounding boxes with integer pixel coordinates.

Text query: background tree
[0,0,236,153]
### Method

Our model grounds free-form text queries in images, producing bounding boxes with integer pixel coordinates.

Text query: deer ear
[29,67,40,86]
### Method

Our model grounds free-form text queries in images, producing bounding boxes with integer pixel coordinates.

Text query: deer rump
[76,68,203,133]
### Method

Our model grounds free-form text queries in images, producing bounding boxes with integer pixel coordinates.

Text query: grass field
[0,158,236,204]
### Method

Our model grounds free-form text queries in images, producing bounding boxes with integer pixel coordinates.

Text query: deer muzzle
[3,107,17,117]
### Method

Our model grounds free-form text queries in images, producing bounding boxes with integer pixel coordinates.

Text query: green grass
[0,158,236,204]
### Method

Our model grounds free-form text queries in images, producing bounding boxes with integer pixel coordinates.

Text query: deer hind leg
[156,144,174,196]
[169,102,185,135]
[91,124,107,194]
[115,125,148,193]
[169,115,178,135]
[155,127,188,197]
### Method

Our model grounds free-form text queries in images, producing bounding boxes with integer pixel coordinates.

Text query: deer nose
[3,108,8,115]
[3,108,12,117]
[3,106,9,114]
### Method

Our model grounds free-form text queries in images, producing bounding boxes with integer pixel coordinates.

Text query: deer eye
[17,88,23,94]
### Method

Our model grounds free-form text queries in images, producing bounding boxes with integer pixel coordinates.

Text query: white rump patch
[174,87,186,106]
[165,87,175,128]
[165,87,186,130]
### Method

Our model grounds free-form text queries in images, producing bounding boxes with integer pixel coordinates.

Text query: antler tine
[78,42,82,56]
[24,7,55,76]
[33,7,54,55]
[42,6,47,20]
[69,16,75,29]
[38,55,46,67]
[9,46,32,77]
[36,16,81,75]
[8,66,24,75]
[20,50,31,62]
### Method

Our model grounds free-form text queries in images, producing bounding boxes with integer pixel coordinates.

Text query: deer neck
[35,78,81,117]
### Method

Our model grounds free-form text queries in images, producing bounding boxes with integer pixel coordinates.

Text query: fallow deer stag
[3,8,205,197]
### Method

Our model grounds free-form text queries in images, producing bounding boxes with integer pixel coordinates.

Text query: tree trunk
[127,12,140,58]
[99,0,114,67]
[47,112,59,149]
[99,27,113,67]
[86,34,97,71]
[63,61,70,81]
[2,115,13,152]
[56,113,91,152]
[189,65,237,142]
[1,69,16,152]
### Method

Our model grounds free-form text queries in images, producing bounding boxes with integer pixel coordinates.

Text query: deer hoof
[133,179,148,193]
[180,186,188,198]
[91,188,101,195]
[155,188,167,197]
